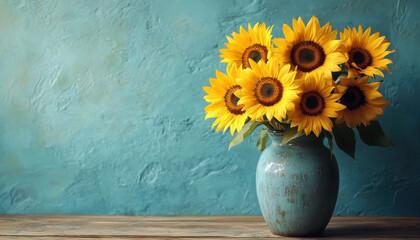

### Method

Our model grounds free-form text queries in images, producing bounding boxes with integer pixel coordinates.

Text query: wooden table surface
[0,215,419,239]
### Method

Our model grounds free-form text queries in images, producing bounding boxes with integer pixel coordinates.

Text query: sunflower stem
[262,116,286,131]
[263,122,276,131]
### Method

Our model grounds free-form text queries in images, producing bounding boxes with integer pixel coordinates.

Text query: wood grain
[0,215,419,239]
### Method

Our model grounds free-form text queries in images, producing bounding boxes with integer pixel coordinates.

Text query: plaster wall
[0,0,419,215]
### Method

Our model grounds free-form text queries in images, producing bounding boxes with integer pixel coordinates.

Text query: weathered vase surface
[256,130,339,237]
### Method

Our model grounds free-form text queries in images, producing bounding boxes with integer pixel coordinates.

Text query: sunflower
[235,60,300,122]
[289,74,346,137]
[335,76,390,127]
[340,26,395,78]
[273,16,347,79]
[203,65,248,136]
[219,23,274,69]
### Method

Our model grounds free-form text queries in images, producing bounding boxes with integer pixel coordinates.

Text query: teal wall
[0,0,419,215]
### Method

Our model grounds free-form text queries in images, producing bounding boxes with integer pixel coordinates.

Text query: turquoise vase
[256,130,339,237]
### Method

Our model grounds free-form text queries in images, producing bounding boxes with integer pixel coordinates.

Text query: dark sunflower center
[242,44,268,69]
[261,83,274,98]
[224,85,245,115]
[290,41,326,72]
[299,49,315,64]
[254,77,283,106]
[305,95,319,109]
[348,47,372,69]
[353,52,365,65]
[340,86,366,111]
[300,91,325,116]
[230,93,240,105]
[249,51,262,63]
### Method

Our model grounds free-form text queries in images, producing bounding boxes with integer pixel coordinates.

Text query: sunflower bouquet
[203,16,394,158]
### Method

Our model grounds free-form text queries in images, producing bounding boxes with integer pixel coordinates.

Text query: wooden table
[0,215,419,239]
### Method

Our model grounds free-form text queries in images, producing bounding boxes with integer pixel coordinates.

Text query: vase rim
[268,129,325,142]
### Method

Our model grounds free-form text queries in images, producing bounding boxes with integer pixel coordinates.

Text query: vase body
[256,131,339,237]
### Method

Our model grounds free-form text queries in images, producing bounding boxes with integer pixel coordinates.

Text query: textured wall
[0,0,419,215]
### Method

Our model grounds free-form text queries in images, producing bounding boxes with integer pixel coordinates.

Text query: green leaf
[261,116,275,131]
[281,127,304,146]
[357,121,394,147]
[229,121,262,150]
[256,127,269,151]
[323,131,334,159]
[332,123,356,159]
[270,117,287,130]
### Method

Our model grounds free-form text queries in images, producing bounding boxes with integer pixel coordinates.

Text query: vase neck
[268,130,324,146]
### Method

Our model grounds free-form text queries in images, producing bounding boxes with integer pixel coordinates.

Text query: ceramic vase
[256,130,339,237]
